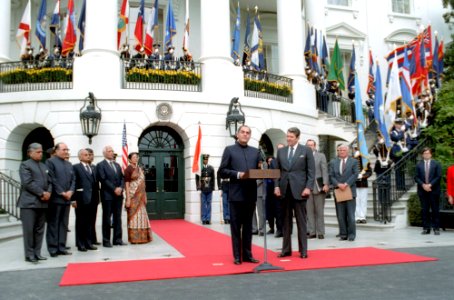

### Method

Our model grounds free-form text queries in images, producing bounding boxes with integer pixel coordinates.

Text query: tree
[442,0,454,23]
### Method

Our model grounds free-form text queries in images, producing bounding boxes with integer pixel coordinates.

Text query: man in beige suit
[306,139,329,239]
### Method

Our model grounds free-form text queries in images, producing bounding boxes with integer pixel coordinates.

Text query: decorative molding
[384,28,418,45]
[326,22,366,40]
[156,103,173,120]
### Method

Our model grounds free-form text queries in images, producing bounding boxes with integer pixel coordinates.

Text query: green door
[138,126,184,220]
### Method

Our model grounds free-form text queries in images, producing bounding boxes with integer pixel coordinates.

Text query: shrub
[407,193,422,227]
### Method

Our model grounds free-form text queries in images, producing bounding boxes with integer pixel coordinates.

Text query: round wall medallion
[156,103,173,120]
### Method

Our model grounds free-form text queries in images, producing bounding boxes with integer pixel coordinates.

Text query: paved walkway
[2,214,454,273]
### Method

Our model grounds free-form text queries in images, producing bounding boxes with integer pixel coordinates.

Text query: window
[392,0,411,14]
[327,0,351,6]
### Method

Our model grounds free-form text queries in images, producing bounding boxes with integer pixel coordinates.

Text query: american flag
[121,122,128,172]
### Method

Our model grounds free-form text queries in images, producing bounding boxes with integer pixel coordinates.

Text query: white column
[304,0,326,32]
[277,0,316,116]
[0,1,11,62]
[73,0,120,92]
[199,0,243,96]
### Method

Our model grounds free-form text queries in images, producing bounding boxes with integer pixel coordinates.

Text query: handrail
[372,138,430,223]
[243,69,293,103]
[315,89,357,124]
[0,172,21,219]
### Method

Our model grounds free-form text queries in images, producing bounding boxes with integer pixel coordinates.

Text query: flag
[62,0,77,56]
[411,38,428,95]
[431,34,439,86]
[366,49,375,95]
[374,63,391,148]
[384,54,401,138]
[78,0,86,53]
[231,2,241,62]
[242,9,251,65]
[50,0,62,48]
[134,0,145,51]
[311,28,320,74]
[354,74,369,170]
[192,125,202,174]
[117,0,129,50]
[320,33,329,76]
[327,39,345,90]
[164,0,177,49]
[36,0,47,49]
[347,44,356,94]
[438,40,444,77]
[182,0,190,51]
[250,11,264,70]
[16,0,31,56]
[400,47,415,118]
[304,26,311,69]
[121,123,128,173]
[144,0,159,56]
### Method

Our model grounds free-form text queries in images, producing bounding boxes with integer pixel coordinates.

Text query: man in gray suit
[18,143,52,263]
[46,142,75,256]
[329,144,359,241]
[274,127,315,259]
[306,139,329,239]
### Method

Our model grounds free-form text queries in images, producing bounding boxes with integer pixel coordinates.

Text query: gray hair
[78,149,88,159]
[27,143,42,153]
[287,127,300,138]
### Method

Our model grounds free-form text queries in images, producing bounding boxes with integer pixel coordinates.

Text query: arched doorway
[22,127,54,161]
[138,126,184,220]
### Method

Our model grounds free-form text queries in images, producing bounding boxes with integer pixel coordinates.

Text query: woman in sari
[124,152,153,244]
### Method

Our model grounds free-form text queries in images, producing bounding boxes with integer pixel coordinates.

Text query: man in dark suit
[17,143,52,263]
[274,127,315,259]
[46,142,75,257]
[219,125,261,265]
[415,147,442,235]
[86,147,100,245]
[97,145,126,247]
[329,144,359,241]
[73,149,99,252]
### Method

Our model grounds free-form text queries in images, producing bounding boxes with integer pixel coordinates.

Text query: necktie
[110,161,116,172]
[341,158,346,174]
[425,161,430,183]
[288,147,294,163]
[85,164,92,174]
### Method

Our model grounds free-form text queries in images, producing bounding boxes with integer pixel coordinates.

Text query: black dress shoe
[339,237,347,241]
[65,246,71,250]
[25,257,38,263]
[103,242,113,248]
[113,241,128,246]
[300,253,308,259]
[93,242,101,246]
[308,234,316,239]
[267,229,275,234]
[86,245,98,250]
[233,259,241,265]
[258,231,264,236]
[243,257,259,263]
[35,255,47,260]
[318,234,324,239]
[421,229,431,235]
[58,250,72,255]
[78,247,87,252]
[224,220,230,224]
[348,237,355,241]
[275,232,283,238]
[277,252,291,258]
[49,252,58,257]
[252,230,259,235]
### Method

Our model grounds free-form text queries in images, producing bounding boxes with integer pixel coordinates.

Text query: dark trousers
[266,193,282,233]
[101,198,123,244]
[419,191,440,230]
[88,200,99,244]
[21,208,46,259]
[75,203,93,248]
[336,198,356,239]
[229,201,256,261]
[46,203,69,254]
[281,189,307,255]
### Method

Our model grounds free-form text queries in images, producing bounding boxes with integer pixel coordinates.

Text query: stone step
[0,221,22,238]
[0,214,12,224]
[0,229,23,243]
[324,219,395,231]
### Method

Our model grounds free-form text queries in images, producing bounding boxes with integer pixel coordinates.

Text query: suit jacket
[73,163,99,205]
[275,144,315,200]
[415,159,442,195]
[329,157,359,198]
[97,159,124,201]
[219,142,261,202]
[17,159,52,209]
[46,156,76,205]
[312,151,329,194]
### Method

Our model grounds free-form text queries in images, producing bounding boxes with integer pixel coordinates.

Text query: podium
[245,169,284,273]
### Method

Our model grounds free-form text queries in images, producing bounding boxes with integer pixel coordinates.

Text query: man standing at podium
[219,125,261,265]
[274,127,315,259]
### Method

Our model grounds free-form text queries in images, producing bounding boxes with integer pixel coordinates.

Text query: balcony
[122,58,202,92]
[243,69,293,103]
[0,59,73,93]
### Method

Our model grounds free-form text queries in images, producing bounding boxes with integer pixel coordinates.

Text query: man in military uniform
[390,118,407,191]
[196,154,216,225]
[353,145,372,224]
[149,43,162,70]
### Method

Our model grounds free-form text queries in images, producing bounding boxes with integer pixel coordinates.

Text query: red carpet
[60,220,437,286]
